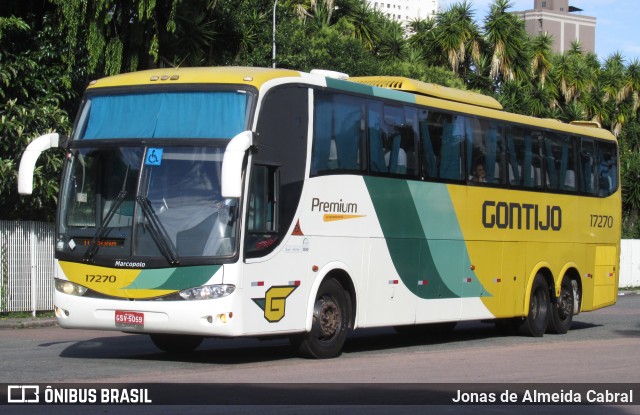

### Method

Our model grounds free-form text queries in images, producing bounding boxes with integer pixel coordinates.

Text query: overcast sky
[439,0,640,63]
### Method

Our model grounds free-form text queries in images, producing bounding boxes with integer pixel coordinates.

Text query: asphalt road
[1,293,639,414]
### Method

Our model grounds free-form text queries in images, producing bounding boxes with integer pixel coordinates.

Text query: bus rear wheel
[547,278,574,334]
[517,274,550,337]
[295,278,350,359]
[150,334,203,354]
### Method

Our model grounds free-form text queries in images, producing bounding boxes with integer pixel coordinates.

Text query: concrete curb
[0,318,58,330]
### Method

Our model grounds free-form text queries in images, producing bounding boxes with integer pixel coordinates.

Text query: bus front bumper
[54,291,242,337]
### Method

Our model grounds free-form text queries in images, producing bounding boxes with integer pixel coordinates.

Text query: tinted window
[312,91,365,174]
[544,134,577,192]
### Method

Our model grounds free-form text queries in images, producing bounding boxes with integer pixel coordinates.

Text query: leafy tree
[52,0,186,75]
[620,121,640,238]
[0,15,71,221]
[276,17,378,75]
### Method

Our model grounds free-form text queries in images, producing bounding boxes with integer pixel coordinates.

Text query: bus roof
[86,66,616,142]
[86,66,302,90]
[350,76,504,111]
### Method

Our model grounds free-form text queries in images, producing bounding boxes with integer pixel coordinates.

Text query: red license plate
[115,310,144,328]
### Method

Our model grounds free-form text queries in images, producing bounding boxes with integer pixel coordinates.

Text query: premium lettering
[311,197,358,214]
[482,201,562,231]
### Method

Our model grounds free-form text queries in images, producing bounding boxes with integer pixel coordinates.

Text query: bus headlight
[179,284,235,300]
[55,279,88,296]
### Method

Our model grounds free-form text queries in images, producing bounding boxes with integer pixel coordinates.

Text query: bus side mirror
[18,132,64,195]
[221,130,253,198]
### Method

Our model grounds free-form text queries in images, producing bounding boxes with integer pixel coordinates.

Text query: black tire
[517,274,550,337]
[150,334,203,354]
[296,278,350,359]
[547,278,574,334]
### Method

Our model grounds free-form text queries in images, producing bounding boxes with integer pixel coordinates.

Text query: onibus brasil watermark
[6,385,151,404]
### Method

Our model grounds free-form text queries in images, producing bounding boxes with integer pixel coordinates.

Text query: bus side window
[246,164,278,253]
[369,103,387,173]
[580,139,597,195]
[597,141,618,197]
[525,131,544,189]
[383,104,412,175]
[436,113,463,181]
[312,91,364,175]
[334,95,363,171]
[312,96,333,174]
[506,127,524,187]
[418,110,437,179]
[467,118,505,185]
[544,134,576,192]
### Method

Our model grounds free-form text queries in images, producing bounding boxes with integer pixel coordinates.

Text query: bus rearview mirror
[221,130,253,198]
[18,132,63,195]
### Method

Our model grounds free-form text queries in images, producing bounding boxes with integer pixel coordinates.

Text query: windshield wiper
[83,190,127,262]
[137,196,180,266]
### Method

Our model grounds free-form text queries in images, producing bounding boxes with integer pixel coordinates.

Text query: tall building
[368,0,438,25]
[514,0,596,54]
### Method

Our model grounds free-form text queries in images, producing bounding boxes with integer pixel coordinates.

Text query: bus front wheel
[518,274,550,337]
[295,278,350,359]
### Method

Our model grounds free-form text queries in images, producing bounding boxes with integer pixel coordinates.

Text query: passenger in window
[470,161,486,183]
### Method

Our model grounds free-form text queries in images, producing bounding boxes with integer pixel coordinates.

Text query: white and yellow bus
[19,67,620,358]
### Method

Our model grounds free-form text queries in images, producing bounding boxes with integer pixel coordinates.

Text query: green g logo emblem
[252,285,298,322]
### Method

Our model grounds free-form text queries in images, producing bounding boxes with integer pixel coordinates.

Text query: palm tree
[600,52,628,134]
[284,0,337,26]
[407,17,439,67]
[618,58,640,113]
[465,53,493,93]
[166,0,218,66]
[377,19,408,62]
[530,32,553,86]
[339,0,384,51]
[483,0,530,83]
[561,101,586,123]
[433,1,481,75]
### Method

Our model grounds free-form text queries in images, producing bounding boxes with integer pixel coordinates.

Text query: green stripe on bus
[364,177,488,299]
[325,77,416,104]
[326,78,374,95]
[126,264,221,290]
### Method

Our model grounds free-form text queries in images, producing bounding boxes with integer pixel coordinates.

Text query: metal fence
[620,239,640,288]
[0,221,55,314]
[0,219,639,314]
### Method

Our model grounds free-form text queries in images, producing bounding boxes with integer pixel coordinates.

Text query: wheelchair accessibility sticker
[145,148,163,166]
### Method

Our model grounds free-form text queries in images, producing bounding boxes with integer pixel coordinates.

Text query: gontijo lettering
[482,201,562,231]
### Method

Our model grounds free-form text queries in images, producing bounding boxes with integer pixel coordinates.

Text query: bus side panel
[363,238,416,327]
[240,236,312,336]
[590,244,618,309]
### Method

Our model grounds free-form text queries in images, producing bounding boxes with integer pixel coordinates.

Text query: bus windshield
[56,88,253,266]
[58,145,239,265]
